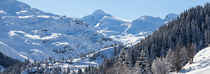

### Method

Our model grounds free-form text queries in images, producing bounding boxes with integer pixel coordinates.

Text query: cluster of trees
[1,57,75,74]
[0,52,22,69]
[151,43,196,74]
[129,3,210,73]
[81,48,151,74]
[81,3,210,74]
[1,59,29,74]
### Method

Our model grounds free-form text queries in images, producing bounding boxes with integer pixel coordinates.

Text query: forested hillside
[82,3,210,74]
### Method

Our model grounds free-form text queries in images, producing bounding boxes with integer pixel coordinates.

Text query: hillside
[0,41,28,62]
[130,3,210,60]
[81,3,210,74]
[179,46,210,74]
[0,0,117,62]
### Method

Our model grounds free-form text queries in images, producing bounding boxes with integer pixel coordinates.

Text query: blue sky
[18,0,210,20]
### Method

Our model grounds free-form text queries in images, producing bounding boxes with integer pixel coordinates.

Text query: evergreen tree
[117,48,131,74]
[67,66,71,73]
[134,50,152,74]
[151,57,169,74]
[77,68,83,74]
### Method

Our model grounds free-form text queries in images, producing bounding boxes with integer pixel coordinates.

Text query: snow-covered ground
[179,46,210,74]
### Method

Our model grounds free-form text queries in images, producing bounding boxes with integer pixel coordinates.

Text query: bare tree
[189,43,196,64]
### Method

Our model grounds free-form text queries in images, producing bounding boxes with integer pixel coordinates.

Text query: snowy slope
[0,42,28,62]
[127,16,164,34]
[164,13,178,22]
[82,9,112,27]
[82,10,136,45]
[82,9,131,36]
[96,16,131,36]
[0,0,117,61]
[82,10,178,45]
[179,46,210,74]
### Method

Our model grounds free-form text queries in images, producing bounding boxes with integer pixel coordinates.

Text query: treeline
[1,57,74,74]
[0,52,22,70]
[81,3,210,74]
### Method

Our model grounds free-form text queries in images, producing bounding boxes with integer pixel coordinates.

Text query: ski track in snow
[121,23,132,34]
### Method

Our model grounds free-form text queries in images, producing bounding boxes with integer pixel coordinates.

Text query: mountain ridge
[82,9,178,45]
[0,0,117,62]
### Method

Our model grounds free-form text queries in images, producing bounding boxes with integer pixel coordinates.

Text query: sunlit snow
[179,46,210,74]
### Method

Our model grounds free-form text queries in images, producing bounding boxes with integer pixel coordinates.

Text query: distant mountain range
[82,9,178,45]
[0,0,179,71]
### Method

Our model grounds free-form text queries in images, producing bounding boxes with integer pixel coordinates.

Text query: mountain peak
[166,13,178,16]
[92,9,111,17]
[93,9,105,14]
[82,9,112,26]
[0,0,31,14]
[164,13,178,21]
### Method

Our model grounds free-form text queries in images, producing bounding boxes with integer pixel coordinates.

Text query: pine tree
[117,48,131,74]
[77,68,83,74]
[134,50,152,74]
[114,46,118,56]
[67,66,71,73]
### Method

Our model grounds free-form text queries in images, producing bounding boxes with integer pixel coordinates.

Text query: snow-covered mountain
[179,46,210,74]
[82,10,178,45]
[0,0,179,71]
[0,0,117,61]
[127,16,164,34]
[164,13,179,22]
[82,9,112,27]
